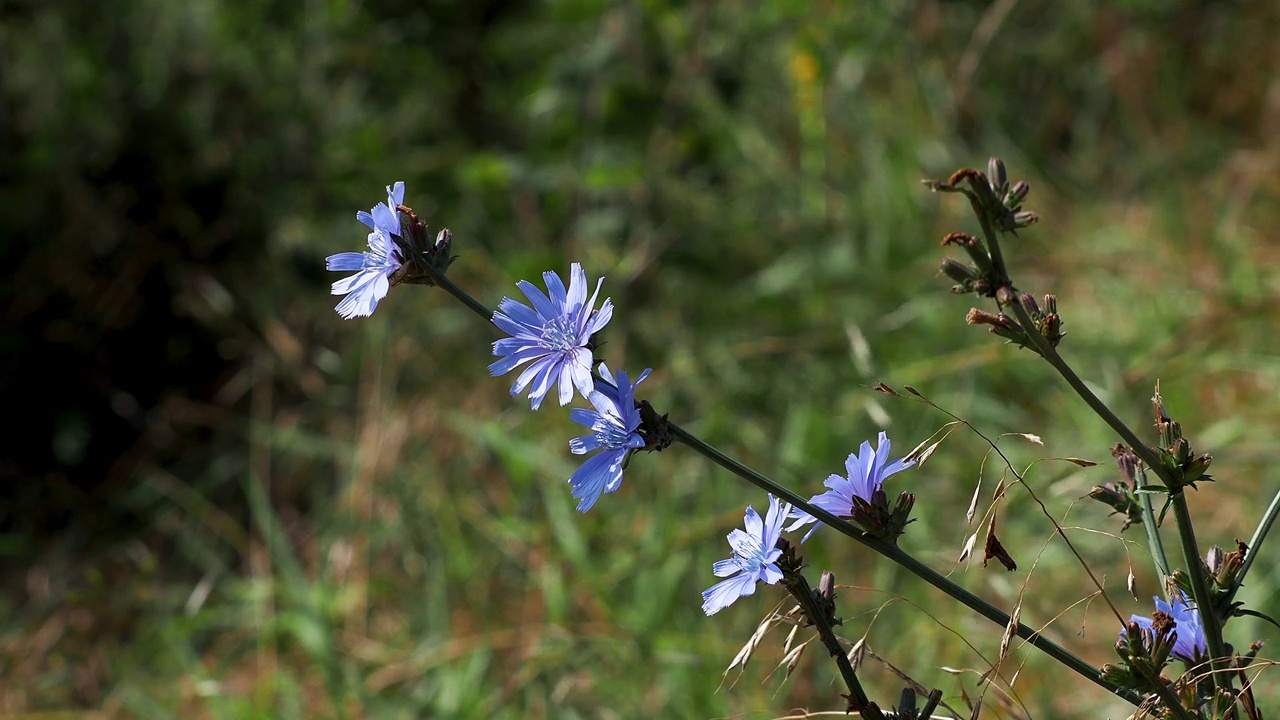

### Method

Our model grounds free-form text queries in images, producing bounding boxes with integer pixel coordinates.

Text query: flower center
[363,230,402,271]
[594,412,632,449]
[737,539,766,570]
[540,314,580,351]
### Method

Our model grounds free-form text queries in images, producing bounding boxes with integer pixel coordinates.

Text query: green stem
[1003,303,1170,486]
[962,191,1011,284]
[972,206,1230,704]
[668,422,1140,705]
[968,206,1173,490]
[1131,657,1198,720]
[411,257,1144,705]
[997,272,1229,694]
[1136,466,1171,584]
[416,267,495,323]
[1168,490,1230,693]
[781,568,875,716]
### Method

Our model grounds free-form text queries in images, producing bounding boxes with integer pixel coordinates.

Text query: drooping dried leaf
[848,636,867,672]
[1062,457,1099,468]
[965,478,983,525]
[959,531,979,563]
[998,603,1022,665]
[984,533,1018,572]
[782,622,800,654]
[872,382,900,397]
[1127,568,1139,601]
[914,439,944,467]
[780,641,807,682]
[983,515,1018,572]
[1015,433,1043,446]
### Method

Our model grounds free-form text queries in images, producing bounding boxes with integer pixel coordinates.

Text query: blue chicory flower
[702,494,792,616]
[567,367,649,512]
[1128,592,1208,665]
[326,182,407,319]
[489,263,613,410]
[787,431,914,541]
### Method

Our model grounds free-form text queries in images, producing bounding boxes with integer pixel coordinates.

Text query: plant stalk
[1003,303,1171,487]
[994,260,1229,696]
[780,567,875,716]
[414,266,495,323]
[669,422,1140,706]
[1131,657,1198,720]
[413,248,1144,707]
[1167,490,1231,693]
[952,186,1241,709]
[1136,466,1171,584]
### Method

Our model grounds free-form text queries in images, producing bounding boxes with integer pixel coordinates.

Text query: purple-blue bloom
[787,431,913,541]
[702,494,792,616]
[1128,592,1208,665]
[490,263,613,410]
[326,182,406,319]
[567,367,649,512]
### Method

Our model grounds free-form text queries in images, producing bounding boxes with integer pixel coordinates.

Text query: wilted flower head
[702,494,792,616]
[787,431,914,541]
[567,366,649,512]
[1127,592,1208,665]
[489,263,613,410]
[326,182,406,319]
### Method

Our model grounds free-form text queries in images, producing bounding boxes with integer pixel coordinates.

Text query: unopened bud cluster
[1101,618,1177,692]
[1089,444,1146,530]
[848,487,916,543]
[1169,541,1249,619]
[964,303,1061,355]
[1205,541,1247,592]
[929,158,1065,353]
[1153,392,1213,490]
[390,205,456,287]
[987,157,1038,231]
[1019,293,1063,347]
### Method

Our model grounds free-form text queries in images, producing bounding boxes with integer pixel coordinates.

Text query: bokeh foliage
[3,0,1279,717]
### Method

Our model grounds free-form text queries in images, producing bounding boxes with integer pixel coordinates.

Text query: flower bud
[995,285,1019,306]
[1183,453,1212,483]
[1111,444,1140,486]
[1205,546,1224,575]
[1012,210,1039,228]
[1089,483,1143,529]
[817,570,836,602]
[966,308,1018,331]
[1172,437,1193,465]
[988,157,1008,191]
[941,258,978,284]
[1006,180,1030,208]
[814,570,839,626]
[1153,393,1183,449]
[1212,540,1247,588]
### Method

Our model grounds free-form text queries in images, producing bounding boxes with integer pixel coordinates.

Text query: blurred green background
[4,0,1280,717]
